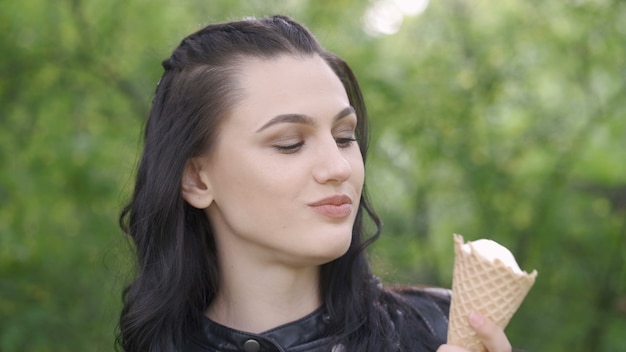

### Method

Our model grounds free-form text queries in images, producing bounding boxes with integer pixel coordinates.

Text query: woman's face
[201,54,364,268]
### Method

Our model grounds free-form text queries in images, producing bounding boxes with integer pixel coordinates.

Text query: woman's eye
[274,141,304,154]
[335,137,357,148]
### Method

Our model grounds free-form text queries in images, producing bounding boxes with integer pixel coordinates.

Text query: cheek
[213,154,299,205]
[349,153,365,189]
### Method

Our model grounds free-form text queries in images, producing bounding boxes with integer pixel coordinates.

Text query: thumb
[468,312,512,352]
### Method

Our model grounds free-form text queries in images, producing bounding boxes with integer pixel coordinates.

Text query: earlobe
[181,157,214,209]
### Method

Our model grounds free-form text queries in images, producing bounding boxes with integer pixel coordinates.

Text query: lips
[308,194,353,218]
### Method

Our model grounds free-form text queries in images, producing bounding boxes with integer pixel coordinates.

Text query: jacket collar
[185,307,335,352]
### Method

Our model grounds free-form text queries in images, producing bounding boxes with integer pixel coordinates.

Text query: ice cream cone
[447,234,537,352]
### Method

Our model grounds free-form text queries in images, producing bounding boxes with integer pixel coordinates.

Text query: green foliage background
[1,0,625,351]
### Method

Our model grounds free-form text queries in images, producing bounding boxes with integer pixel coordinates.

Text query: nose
[312,137,352,184]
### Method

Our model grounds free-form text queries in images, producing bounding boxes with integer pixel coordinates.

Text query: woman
[117,15,512,352]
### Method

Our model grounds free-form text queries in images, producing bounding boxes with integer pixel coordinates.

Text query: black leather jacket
[183,287,450,352]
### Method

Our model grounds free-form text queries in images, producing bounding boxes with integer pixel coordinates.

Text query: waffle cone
[447,234,537,352]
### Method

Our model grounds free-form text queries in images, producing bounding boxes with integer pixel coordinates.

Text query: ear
[181,157,214,209]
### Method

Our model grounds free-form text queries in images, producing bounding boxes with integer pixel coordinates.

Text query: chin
[312,236,352,265]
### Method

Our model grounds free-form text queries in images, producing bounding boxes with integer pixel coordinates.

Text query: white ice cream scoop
[461,239,523,274]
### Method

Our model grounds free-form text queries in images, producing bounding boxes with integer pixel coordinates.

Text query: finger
[436,345,467,352]
[468,312,512,352]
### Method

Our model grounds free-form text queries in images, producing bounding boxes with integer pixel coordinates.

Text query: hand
[436,312,512,352]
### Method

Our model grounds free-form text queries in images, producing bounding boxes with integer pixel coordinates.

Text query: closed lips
[308,195,353,218]
[308,194,352,207]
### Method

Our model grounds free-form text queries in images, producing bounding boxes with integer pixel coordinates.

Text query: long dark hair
[118,15,442,351]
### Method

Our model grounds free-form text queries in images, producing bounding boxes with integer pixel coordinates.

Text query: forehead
[230,55,350,123]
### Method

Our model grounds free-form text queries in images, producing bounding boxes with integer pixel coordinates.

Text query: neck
[207,258,322,333]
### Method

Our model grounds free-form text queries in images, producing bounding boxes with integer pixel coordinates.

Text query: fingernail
[469,311,485,328]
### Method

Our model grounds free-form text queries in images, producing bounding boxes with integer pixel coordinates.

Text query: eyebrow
[255,106,356,132]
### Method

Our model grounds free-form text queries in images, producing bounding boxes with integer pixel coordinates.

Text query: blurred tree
[0,0,624,351]
[360,1,626,351]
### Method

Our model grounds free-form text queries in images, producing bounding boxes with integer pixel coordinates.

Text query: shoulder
[383,285,451,342]
[391,286,451,309]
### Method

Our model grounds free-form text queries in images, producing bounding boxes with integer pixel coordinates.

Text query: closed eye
[274,141,304,154]
[335,137,357,148]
